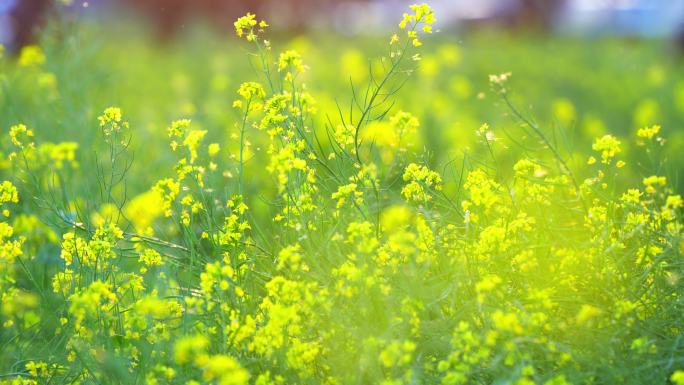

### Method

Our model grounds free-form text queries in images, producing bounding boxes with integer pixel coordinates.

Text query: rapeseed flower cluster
[1,4,684,385]
[399,3,437,47]
[234,13,268,42]
[401,163,442,202]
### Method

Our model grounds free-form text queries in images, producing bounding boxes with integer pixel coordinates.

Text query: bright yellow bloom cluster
[174,334,209,364]
[591,134,622,164]
[401,163,442,202]
[8,124,81,170]
[9,124,34,149]
[0,182,25,331]
[331,182,362,209]
[278,50,304,73]
[42,141,79,169]
[197,354,249,385]
[643,175,667,194]
[637,124,660,139]
[68,280,117,330]
[18,45,46,67]
[139,248,162,271]
[672,371,684,385]
[234,81,266,110]
[234,13,268,42]
[124,189,165,234]
[399,3,436,47]
[98,106,129,140]
[0,181,19,207]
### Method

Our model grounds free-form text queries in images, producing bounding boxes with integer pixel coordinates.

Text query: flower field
[1,3,684,384]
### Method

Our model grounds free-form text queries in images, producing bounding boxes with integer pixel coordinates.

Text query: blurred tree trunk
[8,0,52,53]
[515,0,565,30]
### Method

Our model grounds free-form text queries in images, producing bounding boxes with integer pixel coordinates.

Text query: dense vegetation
[1,4,683,385]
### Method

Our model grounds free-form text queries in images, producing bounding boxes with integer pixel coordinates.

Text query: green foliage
[0,4,683,385]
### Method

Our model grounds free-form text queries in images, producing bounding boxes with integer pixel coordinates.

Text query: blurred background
[2,0,684,52]
[1,0,684,199]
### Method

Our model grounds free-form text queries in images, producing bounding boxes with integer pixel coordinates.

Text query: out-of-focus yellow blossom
[276,244,308,272]
[278,50,304,73]
[489,72,512,85]
[18,45,46,67]
[379,340,416,368]
[197,354,249,385]
[68,280,117,329]
[380,205,413,232]
[341,49,367,83]
[40,141,79,169]
[174,335,209,364]
[153,178,181,217]
[9,124,34,149]
[637,124,660,139]
[208,143,221,157]
[672,371,684,385]
[576,304,601,325]
[183,129,207,164]
[643,175,666,194]
[592,134,621,164]
[125,189,164,234]
[491,310,523,335]
[551,98,576,125]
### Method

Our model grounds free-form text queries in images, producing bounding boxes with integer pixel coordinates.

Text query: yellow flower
[666,195,683,209]
[0,181,19,206]
[671,371,684,385]
[278,50,304,73]
[183,129,207,164]
[331,183,362,209]
[620,189,642,204]
[643,175,666,194]
[236,82,266,112]
[124,189,164,234]
[98,107,129,139]
[98,107,122,126]
[25,361,49,377]
[401,163,442,202]
[576,304,601,325]
[174,335,209,364]
[491,310,523,335]
[18,45,46,67]
[139,248,162,269]
[636,124,660,139]
[9,124,34,149]
[199,354,249,385]
[398,4,436,46]
[379,340,416,368]
[592,134,621,164]
[208,143,221,157]
[234,13,268,42]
